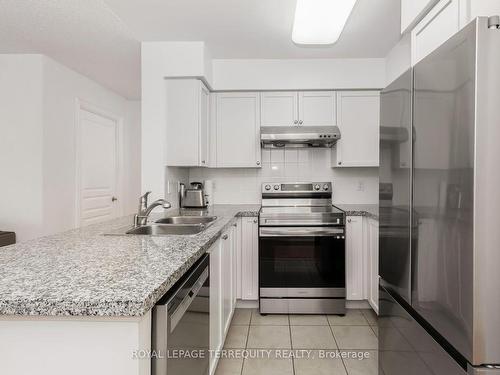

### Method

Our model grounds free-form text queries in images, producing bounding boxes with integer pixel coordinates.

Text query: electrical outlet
[357,181,365,192]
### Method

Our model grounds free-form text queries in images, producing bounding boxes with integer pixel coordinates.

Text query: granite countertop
[0,205,260,318]
[334,204,379,220]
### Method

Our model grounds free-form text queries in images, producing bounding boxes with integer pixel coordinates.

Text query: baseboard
[236,299,373,311]
[235,300,259,309]
[346,300,372,310]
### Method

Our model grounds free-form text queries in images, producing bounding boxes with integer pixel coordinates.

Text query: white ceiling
[104,0,401,59]
[0,0,401,99]
[0,0,141,99]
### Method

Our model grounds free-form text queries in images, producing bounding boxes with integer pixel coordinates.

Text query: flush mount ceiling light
[292,0,357,45]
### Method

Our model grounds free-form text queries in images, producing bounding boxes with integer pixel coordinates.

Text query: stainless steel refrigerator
[379,17,500,375]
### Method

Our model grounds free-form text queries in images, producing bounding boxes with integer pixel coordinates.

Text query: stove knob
[265,184,271,191]
[314,184,320,191]
[274,184,280,190]
[323,184,329,190]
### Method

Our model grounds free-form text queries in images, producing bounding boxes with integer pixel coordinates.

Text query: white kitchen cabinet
[261,91,336,127]
[220,229,234,335]
[298,91,337,127]
[209,239,222,374]
[165,79,210,167]
[234,219,243,300]
[411,0,463,65]
[346,216,365,301]
[209,226,238,374]
[240,217,259,301]
[367,218,379,313]
[260,91,298,127]
[332,91,380,168]
[401,0,439,33]
[411,0,500,64]
[215,92,261,168]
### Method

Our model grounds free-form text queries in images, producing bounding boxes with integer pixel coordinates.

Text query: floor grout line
[289,320,296,375]
[222,309,379,375]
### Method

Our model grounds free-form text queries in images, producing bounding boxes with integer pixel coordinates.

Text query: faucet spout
[134,192,172,226]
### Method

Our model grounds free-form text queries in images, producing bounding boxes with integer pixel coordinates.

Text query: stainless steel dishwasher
[152,253,210,375]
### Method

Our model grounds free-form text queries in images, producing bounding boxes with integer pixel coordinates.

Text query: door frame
[74,98,124,227]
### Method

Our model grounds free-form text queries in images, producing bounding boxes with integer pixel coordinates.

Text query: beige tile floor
[215,308,379,375]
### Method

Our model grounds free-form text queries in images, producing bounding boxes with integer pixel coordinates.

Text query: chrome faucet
[134,191,171,226]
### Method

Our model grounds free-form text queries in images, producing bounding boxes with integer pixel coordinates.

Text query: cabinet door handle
[347,218,352,223]
[299,120,303,125]
[293,120,298,125]
[253,219,258,224]
[201,160,206,164]
[222,234,229,240]
[256,161,261,166]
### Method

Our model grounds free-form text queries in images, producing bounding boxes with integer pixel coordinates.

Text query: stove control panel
[261,182,332,194]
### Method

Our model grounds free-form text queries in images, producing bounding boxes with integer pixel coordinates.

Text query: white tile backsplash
[270,148,285,163]
[189,149,379,205]
[284,149,298,163]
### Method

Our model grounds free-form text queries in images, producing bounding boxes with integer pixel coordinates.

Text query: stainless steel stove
[258,182,346,315]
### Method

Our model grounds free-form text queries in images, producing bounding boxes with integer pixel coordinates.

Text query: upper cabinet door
[332,91,380,167]
[165,79,209,167]
[260,92,298,127]
[298,91,337,127]
[216,92,261,168]
[411,0,462,65]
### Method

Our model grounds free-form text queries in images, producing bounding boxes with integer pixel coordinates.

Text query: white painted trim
[410,0,469,65]
[74,98,125,227]
[346,300,371,309]
[235,300,259,309]
[401,0,441,34]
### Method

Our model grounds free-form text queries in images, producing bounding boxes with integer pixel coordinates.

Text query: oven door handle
[259,227,345,237]
[263,218,341,225]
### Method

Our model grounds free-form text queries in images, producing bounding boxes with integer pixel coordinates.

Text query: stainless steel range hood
[260,126,341,148]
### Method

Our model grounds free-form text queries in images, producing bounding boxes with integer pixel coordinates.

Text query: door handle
[112,196,118,202]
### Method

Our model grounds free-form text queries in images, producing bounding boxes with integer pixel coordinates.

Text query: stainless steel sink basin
[155,216,217,225]
[125,224,205,235]
[104,215,218,237]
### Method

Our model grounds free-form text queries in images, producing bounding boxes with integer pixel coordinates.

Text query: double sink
[116,216,218,236]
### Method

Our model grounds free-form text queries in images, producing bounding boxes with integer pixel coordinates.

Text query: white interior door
[78,108,120,226]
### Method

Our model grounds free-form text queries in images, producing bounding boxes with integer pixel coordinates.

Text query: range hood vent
[380,126,409,143]
[260,126,341,148]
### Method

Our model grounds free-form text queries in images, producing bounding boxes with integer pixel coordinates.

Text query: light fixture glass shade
[292,0,357,45]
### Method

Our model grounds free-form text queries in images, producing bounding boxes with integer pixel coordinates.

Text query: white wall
[0,54,141,242]
[212,58,386,91]
[141,42,212,203]
[0,55,44,241]
[385,33,412,85]
[190,149,379,205]
[164,167,189,209]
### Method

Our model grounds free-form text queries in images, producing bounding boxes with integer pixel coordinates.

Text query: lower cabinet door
[221,230,233,335]
[209,239,222,374]
[368,218,379,313]
[346,216,364,300]
[241,218,259,300]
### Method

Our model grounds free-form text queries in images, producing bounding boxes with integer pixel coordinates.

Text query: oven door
[259,226,345,298]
